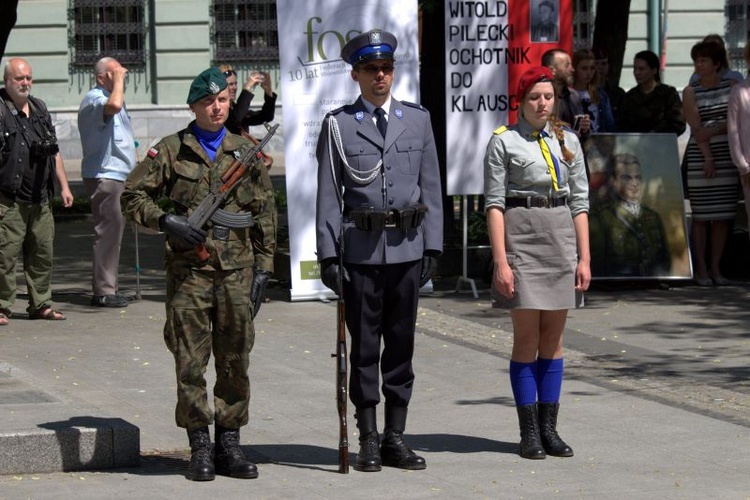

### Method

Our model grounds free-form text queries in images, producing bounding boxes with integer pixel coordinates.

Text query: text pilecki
[448,23,513,42]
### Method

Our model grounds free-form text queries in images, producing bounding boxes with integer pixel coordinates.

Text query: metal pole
[454,195,478,298]
[648,0,662,55]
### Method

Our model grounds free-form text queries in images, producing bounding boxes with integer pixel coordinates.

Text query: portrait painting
[585,133,692,280]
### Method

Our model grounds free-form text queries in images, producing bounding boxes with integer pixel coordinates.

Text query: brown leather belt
[505,196,567,209]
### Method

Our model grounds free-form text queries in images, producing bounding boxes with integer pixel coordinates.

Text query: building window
[70,0,146,66]
[212,0,279,62]
[725,0,749,73]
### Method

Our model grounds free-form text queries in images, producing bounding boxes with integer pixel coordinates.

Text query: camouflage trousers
[164,266,255,430]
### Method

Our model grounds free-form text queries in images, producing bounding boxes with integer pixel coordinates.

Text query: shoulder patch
[401,101,426,111]
[147,147,159,159]
[493,125,509,135]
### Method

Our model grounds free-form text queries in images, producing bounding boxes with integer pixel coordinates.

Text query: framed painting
[585,133,692,279]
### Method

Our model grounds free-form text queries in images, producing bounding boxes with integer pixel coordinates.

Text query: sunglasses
[223,70,236,77]
[358,64,395,75]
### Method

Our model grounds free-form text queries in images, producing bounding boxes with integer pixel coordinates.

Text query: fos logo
[303,17,362,64]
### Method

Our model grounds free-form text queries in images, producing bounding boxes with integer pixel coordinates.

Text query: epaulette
[401,101,426,111]
[493,125,509,135]
[327,105,346,117]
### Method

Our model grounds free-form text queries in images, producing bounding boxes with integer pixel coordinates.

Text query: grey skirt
[493,205,583,310]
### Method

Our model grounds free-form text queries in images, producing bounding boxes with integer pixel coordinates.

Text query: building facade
[2,0,746,165]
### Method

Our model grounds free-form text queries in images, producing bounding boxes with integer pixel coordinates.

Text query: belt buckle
[542,197,552,208]
[385,211,397,228]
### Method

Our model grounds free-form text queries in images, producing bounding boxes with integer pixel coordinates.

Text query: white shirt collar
[362,96,392,117]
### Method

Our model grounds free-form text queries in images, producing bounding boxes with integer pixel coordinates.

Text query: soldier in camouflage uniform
[121,67,276,481]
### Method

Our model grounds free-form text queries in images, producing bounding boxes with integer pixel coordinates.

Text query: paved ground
[0,215,749,499]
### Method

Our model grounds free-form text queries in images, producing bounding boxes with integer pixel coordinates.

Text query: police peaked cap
[341,29,398,66]
[186,67,228,104]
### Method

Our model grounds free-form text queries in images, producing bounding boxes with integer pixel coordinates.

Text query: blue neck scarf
[191,123,226,161]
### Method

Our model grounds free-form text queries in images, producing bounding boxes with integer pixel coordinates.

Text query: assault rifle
[331,228,349,473]
[188,123,278,261]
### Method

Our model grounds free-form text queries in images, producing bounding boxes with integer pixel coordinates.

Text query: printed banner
[445,0,572,195]
[276,0,420,301]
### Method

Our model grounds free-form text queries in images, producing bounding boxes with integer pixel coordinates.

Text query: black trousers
[343,260,421,409]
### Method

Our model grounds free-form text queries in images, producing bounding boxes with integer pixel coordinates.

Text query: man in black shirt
[0,58,73,325]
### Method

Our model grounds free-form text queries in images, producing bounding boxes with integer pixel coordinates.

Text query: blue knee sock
[537,357,564,403]
[509,360,537,406]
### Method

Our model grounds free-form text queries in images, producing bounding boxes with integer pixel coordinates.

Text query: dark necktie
[374,107,387,138]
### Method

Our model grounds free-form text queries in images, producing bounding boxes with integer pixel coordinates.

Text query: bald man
[0,58,73,325]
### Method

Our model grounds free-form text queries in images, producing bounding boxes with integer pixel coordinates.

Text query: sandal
[0,312,8,326]
[29,307,66,321]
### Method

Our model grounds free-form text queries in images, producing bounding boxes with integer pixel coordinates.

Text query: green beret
[186,67,228,104]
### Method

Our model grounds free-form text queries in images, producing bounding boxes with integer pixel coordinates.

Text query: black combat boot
[187,426,215,481]
[538,402,574,457]
[380,406,426,470]
[516,404,546,459]
[214,425,259,479]
[354,407,381,472]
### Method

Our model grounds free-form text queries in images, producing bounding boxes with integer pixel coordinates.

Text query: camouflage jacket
[121,122,276,272]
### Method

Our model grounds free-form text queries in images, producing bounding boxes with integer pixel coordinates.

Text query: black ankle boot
[538,402,574,457]
[380,407,426,470]
[354,407,381,472]
[516,404,546,460]
[214,426,259,479]
[187,427,215,481]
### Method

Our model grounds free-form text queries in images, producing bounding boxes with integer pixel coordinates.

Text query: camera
[30,138,59,157]
[572,114,585,132]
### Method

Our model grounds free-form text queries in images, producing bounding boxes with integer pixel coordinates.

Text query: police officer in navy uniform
[316,30,443,472]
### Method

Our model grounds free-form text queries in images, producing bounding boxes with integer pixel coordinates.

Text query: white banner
[276,0,420,301]
[444,1,511,195]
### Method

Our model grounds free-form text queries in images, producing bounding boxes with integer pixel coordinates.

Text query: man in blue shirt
[78,57,136,308]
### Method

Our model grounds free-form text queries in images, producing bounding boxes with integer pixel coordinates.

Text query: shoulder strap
[493,125,508,135]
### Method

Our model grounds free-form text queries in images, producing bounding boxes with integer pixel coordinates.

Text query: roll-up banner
[276,0,420,301]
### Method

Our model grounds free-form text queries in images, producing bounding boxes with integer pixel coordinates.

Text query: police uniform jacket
[316,96,443,265]
[484,117,589,217]
[121,122,277,272]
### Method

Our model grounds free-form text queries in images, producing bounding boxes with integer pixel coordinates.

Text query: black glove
[320,258,350,296]
[250,270,272,319]
[419,251,440,287]
[159,214,207,245]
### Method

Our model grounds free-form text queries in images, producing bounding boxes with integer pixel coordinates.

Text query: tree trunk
[592,0,632,87]
[0,0,19,61]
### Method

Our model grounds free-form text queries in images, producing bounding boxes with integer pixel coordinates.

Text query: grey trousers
[84,178,126,296]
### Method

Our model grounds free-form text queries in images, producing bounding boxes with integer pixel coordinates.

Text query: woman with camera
[219,64,277,136]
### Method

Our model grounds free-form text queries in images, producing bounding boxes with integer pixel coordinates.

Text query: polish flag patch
[147,148,159,159]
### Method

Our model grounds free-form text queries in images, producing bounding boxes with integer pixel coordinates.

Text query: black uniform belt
[344,204,428,231]
[505,196,567,209]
